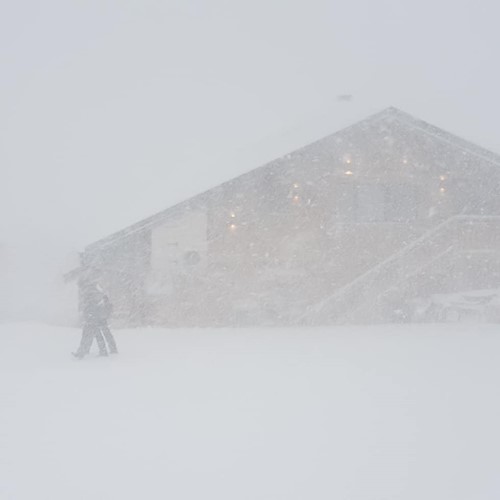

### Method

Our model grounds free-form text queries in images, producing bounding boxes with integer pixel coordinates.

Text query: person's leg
[101,322,118,354]
[94,328,108,356]
[73,324,94,358]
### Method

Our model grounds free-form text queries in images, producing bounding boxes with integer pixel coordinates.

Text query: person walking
[72,280,108,359]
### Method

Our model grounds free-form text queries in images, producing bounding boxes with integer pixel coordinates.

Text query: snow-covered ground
[1,323,499,499]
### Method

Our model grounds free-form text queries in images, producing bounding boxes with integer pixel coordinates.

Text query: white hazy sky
[1,1,499,274]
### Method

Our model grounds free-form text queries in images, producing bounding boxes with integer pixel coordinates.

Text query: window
[333,183,418,224]
[356,184,385,222]
[334,183,356,222]
[385,184,418,222]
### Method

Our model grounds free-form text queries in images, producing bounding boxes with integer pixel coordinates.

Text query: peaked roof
[85,107,500,253]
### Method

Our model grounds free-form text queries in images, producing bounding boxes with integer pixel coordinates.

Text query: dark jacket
[96,295,113,324]
[80,283,106,325]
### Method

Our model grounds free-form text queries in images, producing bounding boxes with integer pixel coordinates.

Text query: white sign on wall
[150,209,208,278]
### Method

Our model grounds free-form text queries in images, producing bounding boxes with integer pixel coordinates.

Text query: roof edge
[84,107,500,253]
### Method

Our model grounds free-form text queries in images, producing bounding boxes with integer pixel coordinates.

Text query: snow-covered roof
[85,107,500,253]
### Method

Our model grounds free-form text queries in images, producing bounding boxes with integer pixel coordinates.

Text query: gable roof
[85,107,500,253]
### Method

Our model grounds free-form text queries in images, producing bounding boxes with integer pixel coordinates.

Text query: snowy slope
[1,323,499,499]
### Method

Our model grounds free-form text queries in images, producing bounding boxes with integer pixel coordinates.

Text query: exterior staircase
[304,216,500,324]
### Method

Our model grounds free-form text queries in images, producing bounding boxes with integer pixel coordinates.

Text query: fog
[1,0,500,322]
[4,4,500,499]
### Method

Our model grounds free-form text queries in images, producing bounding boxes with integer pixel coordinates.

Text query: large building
[72,108,500,326]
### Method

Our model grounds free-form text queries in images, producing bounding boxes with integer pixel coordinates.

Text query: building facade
[74,108,500,326]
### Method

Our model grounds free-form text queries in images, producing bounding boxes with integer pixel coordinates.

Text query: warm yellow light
[344,170,354,176]
[293,195,300,202]
[439,187,446,194]
[439,175,447,181]
[230,212,236,218]
[229,223,237,230]
[343,153,352,164]
[293,183,300,189]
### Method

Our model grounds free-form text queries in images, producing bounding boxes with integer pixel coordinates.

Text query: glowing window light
[343,153,352,164]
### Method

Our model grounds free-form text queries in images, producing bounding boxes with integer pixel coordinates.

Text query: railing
[304,216,500,324]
